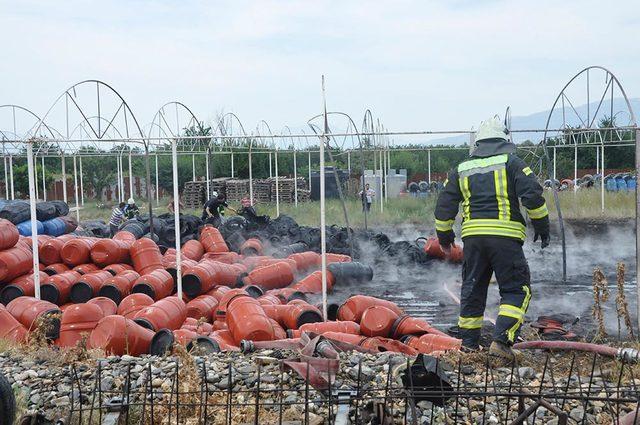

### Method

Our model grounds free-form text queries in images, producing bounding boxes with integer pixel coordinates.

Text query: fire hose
[513,340,640,363]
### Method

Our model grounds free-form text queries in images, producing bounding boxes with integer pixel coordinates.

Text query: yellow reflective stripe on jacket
[435,218,455,232]
[523,167,533,176]
[526,203,549,219]
[458,316,483,329]
[461,219,526,241]
[494,168,510,221]
[458,154,508,173]
[460,176,471,220]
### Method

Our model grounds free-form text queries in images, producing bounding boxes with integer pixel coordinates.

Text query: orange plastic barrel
[255,258,298,274]
[6,296,61,339]
[0,219,20,250]
[43,263,70,276]
[288,320,360,338]
[60,238,98,266]
[0,244,33,283]
[423,237,463,263]
[163,257,197,286]
[182,261,218,297]
[202,251,240,264]
[181,317,214,335]
[41,271,82,305]
[70,270,113,303]
[117,293,154,319]
[264,288,307,304]
[240,238,263,256]
[98,270,140,304]
[262,301,323,330]
[321,331,367,346]
[403,334,462,354]
[21,235,52,248]
[181,239,205,261]
[185,295,219,322]
[0,303,28,343]
[287,252,321,273]
[57,303,105,348]
[131,269,173,300]
[226,296,275,345]
[133,296,187,331]
[337,295,404,323]
[257,293,283,306]
[73,263,100,275]
[240,255,272,271]
[89,315,154,356]
[103,263,134,276]
[391,315,450,338]
[199,226,228,253]
[325,253,352,264]
[360,336,418,355]
[207,285,231,302]
[39,235,74,265]
[242,262,294,290]
[0,271,48,304]
[290,270,335,294]
[90,231,135,266]
[359,305,400,337]
[270,319,287,340]
[214,288,250,322]
[130,238,164,275]
[86,297,118,316]
[209,329,239,351]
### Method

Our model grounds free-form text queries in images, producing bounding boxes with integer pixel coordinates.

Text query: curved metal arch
[0,104,64,141]
[147,101,209,152]
[34,79,146,146]
[308,111,364,152]
[69,115,127,141]
[255,120,275,149]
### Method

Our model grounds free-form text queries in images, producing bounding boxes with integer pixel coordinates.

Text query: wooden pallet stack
[254,179,273,203]
[209,178,229,199]
[183,181,207,209]
[296,189,311,203]
[269,177,296,203]
[225,179,249,202]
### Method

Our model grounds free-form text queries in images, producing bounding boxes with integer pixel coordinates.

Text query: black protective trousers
[458,237,532,348]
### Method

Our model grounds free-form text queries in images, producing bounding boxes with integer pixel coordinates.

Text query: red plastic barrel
[255,258,298,274]
[264,288,307,304]
[181,240,205,261]
[391,315,449,338]
[0,219,19,250]
[290,270,335,294]
[185,295,219,322]
[240,238,263,256]
[287,252,321,272]
[43,263,70,276]
[181,317,214,335]
[89,315,155,356]
[262,301,323,330]
[98,270,140,304]
[21,235,52,248]
[133,296,187,331]
[90,231,135,266]
[6,296,61,339]
[39,235,74,265]
[325,253,352,264]
[288,320,360,338]
[214,288,250,322]
[226,296,275,345]
[181,261,217,297]
[41,271,82,305]
[70,270,113,303]
[117,293,155,319]
[359,305,400,337]
[242,262,294,290]
[87,297,118,316]
[130,238,164,275]
[199,226,228,253]
[0,244,33,283]
[337,295,404,323]
[58,303,105,348]
[163,257,197,286]
[207,285,231,302]
[60,238,98,266]
[423,237,463,263]
[0,271,48,304]
[73,263,100,275]
[0,303,28,343]
[131,269,173,300]
[103,263,134,276]
[209,329,239,351]
[202,251,240,264]
[403,334,462,354]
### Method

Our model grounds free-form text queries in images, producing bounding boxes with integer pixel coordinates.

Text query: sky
[1,0,639,141]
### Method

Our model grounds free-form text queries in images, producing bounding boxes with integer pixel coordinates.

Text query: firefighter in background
[434,116,550,360]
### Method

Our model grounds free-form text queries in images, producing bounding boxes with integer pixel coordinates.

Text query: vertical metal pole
[249,147,254,203]
[155,154,160,206]
[41,156,46,201]
[116,156,121,202]
[230,150,235,178]
[26,142,40,299]
[573,140,578,193]
[144,145,154,239]
[34,157,39,201]
[61,154,67,202]
[192,154,196,181]
[128,152,134,200]
[553,147,557,181]
[269,152,273,178]
[293,145,298,207]
[320,76,328,321]
[79,156,84,206]
[205,149,210,198]
[73,156,80,222]
[601,144,605,214]
[274,149,280,217]
[308,151,312,190]
[171,139,182,300]
[596,145,600,176]
[8,155,14,200]
[3,154,8,199]
[379,150,383,213]
[635,128,639,333]
[347,151,351,175]
[384,144,389,202]
[428,149,431,184]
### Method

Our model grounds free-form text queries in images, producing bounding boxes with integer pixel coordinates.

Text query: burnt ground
[323,218,637,340]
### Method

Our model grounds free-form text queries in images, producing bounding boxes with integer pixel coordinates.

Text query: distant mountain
[427,98,639,146]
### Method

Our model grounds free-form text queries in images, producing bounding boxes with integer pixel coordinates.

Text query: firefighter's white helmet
[475,116,509,142]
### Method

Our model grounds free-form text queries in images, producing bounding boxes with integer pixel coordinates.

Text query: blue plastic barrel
[616,178,628,191]
[628,178,637,190]
[606,179,617,192]
[42,218,66,236]
[16,220,44,236]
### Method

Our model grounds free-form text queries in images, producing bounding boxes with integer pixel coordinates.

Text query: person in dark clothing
[202,194,229,227]
[434,115,550,361]
[124,198,140,219]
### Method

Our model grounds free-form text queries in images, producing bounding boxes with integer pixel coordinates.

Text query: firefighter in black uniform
[434,116,550,360]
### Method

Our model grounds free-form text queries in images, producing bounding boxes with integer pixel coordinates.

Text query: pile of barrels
[0,218,461,358]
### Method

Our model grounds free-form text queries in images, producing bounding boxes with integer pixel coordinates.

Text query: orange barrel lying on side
[98,270,141,304]
[133,296,187,331]
[73,263,101,275]
[131,269,173,301]
[391,315,449,338]
[202,251,240,264]
[69,270,113,303]
[185,295,219,322]
[423,237,463,263]
[325,253,352,264]
[287,320,360,338]
[90,231,136,266]
[199,226,228,253]
[43,263,70,276]
[89,315,155,356]
[117,293,155,319]
[87,297,118,316]
[6,296,61,339]
[359,336,418,356]
[0,244,33,283]
[359,305,400,337]
[0,219,19,250]
[264,288,307,303]
[20,235,52,249]
[60,238,98,266]
[270,319,287,340]
[287,252,321,273]
[181,239,205,261]
[181,261,217,297]
[130,238,164,275]
[41,271,82,305]
[241,255,272,271]
[290,270,335,294]
[163,257,197,286]
[226,296,275,345]
[38,235,74,265]
[255,258,297,274]
[214,288,250,322]
[0,271,48,304]
[150,328,221,356]
[261,301,323,330]
[0,303,28,343]
[240,238,263,256]
[257,293,283,306]
[181,317,214,335]
[242,262,294,290]
[337,295,404,323]
[57,303,105,348]
[209,329,240,351]
[402,334,462,354]
[207,285,231,302]
[103,263,134,276]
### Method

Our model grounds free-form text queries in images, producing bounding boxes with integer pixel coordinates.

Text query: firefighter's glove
[437,230,455,249]
[532,217,550,249]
